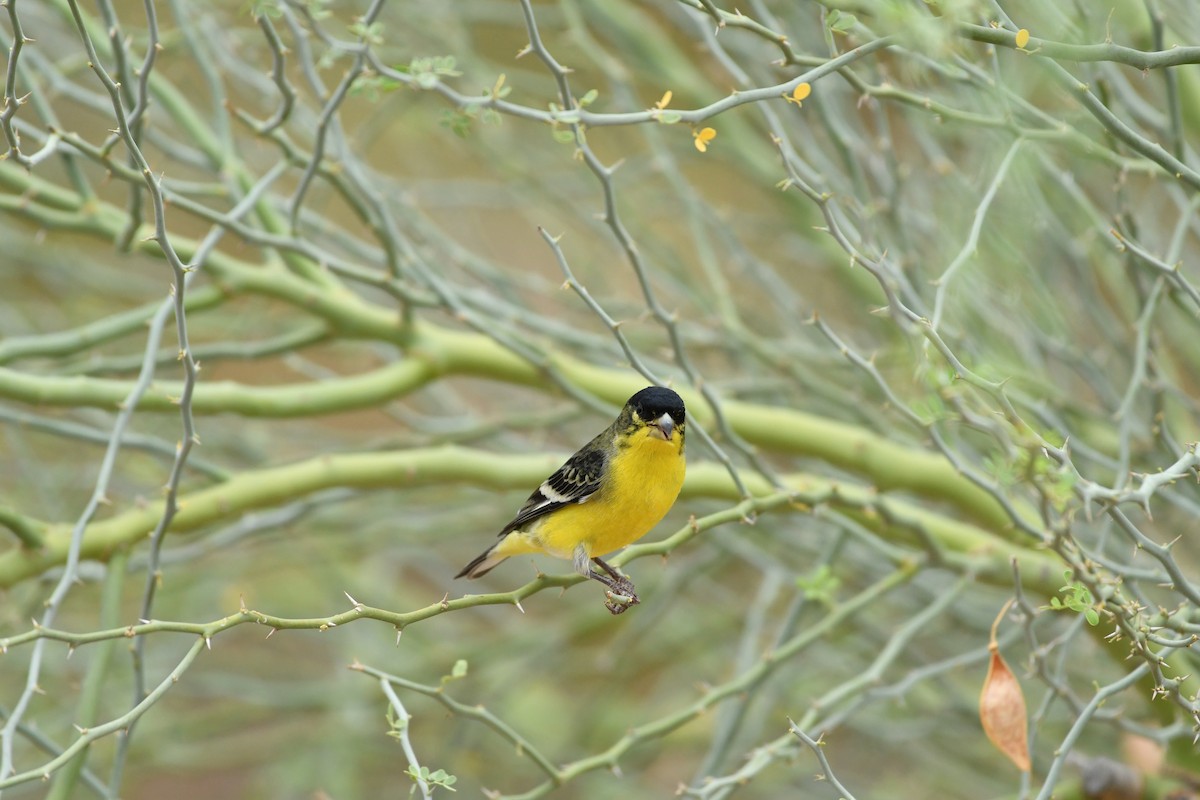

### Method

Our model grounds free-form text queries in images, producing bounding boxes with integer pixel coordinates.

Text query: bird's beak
[652,413,675,441]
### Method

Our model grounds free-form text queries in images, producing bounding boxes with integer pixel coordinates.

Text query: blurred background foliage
[2,0,1200,798]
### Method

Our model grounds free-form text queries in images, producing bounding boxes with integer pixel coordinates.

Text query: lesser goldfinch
[456,386,686,614]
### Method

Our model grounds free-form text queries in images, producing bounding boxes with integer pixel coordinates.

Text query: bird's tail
[455,544,506,579]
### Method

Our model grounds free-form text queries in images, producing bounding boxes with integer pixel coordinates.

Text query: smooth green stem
[0,162,1017,532]
[0,449,1063,595]
[0,505,45,549]
[44,548,128,800]
[0,286,227,365]
[958,22,1200,68]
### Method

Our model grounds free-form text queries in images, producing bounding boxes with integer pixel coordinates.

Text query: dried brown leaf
[981,600,1030,772]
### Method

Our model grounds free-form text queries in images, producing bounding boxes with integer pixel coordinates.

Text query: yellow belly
[500,432,685,560]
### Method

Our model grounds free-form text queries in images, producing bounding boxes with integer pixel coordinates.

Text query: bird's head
[626,386,686,443]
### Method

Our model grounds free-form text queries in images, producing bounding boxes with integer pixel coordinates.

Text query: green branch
[499,565,920,799]
[0,493,790,652]
[0,505,45,549]
[0,447,1060,592]
[0,359,436,417]
[0,637,206,791]
[0,286,227,365]
[44,548,128,800]
[959,23,1200,69]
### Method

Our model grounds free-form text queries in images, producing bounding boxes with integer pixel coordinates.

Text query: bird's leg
[591,556,638,615]
[591,556,630,586]
[572,544,601,581]
[572,546,639,614]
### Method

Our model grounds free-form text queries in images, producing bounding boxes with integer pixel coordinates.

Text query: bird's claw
[604,593,639,614]
[603,577,640,615]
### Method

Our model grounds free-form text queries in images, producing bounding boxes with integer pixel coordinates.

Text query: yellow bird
[456,386,686,613]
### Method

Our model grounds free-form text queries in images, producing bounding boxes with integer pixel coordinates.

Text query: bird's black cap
[628,386,685,425]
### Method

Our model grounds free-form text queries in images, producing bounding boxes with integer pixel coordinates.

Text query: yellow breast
[535,428,685,558]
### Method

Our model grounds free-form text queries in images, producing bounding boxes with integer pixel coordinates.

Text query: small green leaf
[795,565,840,606]
[407,54,462,82]
[316,50,340,71]
[303,0,331,19]
[429,769,457,789]
[246,0,282,19]
[385,704,407,733]
[1047,470,1077,512]
[657,110,682,124]
[438,110,472,138]
[579,88,598,107]
[406,765,459,792]
[827,10,858,33]
[348,75,401,101]
[983,454,1017,487]
[1044,571,1097,623]
[350,19,385,45]
[552,128,576,144]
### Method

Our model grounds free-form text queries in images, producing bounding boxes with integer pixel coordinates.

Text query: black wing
[498,443,606,536]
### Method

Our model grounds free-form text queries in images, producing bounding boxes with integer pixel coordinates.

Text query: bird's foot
[603,576,640,615]
[586,557,639,614]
